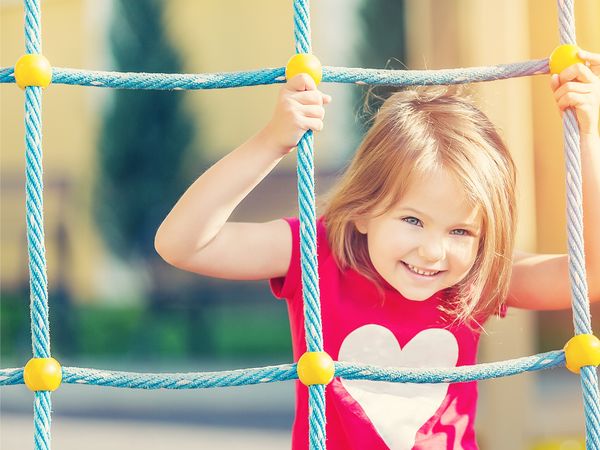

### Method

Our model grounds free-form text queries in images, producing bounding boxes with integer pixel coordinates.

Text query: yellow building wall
[166,0,294,160]
[1,0,356,300]
[529,0,600,253]
[0,0,301,300]
[1,0,103,300]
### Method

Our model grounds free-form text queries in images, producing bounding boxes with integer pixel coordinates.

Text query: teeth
[406,263,439,276]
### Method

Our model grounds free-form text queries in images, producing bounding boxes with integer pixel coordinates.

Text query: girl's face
[355,168,482,301]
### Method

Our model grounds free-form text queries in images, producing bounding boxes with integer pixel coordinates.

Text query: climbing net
[1,0,599,449]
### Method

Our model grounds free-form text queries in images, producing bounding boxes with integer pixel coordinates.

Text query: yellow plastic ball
[23,357,62,391]
[14,54,52,89]
[564,334,600,374]
[285,53,322,86]
[549,44,584,75]
[297,351,335,386]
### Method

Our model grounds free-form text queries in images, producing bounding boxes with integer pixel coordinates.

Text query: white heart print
[339,324,459,449]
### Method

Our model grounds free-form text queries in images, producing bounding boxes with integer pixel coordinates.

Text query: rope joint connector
[564,334,600,374]
[285,53,322,86]
[23,357,62,391]
[14,54,52,89]
[549,44,584,75]
[297,351,335,386]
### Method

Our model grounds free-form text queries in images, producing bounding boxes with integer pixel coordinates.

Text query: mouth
[401,261,443,277]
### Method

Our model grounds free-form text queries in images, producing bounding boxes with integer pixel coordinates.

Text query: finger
[550,73,560,92]
[553,80,593,101]
[286,73,317,92]
[322,93,332,105]
[559,62,597,84]
[556,91,589,111]
[300,105,325,120]
[303,117,324,132]
[293,90,325,105]
[579,50,600,65]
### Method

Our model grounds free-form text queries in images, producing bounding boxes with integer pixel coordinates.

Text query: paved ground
[1,413,292,450]
[1,363,295,450]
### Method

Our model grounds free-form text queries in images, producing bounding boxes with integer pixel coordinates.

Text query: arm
[155,74,331,280]
[507,50,600,310]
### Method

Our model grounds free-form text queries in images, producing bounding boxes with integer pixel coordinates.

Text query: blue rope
[0,368,25,385]
[557,2,600,448]
[23,0,52,449]
[57,365,298,388]
[292,0,328,448]
[0,350,565,389]
[293,0,312,55]
[335,350,565,383]
[0,59,548,90]
[24,0,40,54]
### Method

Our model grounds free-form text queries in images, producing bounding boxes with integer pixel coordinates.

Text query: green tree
[96,0,196,263]
[356,0,407,129]
[95,0,206,355]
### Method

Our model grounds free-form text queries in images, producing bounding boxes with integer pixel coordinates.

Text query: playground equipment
[1,0,599,449]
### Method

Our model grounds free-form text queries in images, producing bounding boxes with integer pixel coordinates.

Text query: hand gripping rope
[0,0,599,449]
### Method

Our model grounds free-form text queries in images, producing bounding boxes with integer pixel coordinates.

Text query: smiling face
[355,168,483,301]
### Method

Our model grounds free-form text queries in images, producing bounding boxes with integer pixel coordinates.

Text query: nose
[418,237,446,262]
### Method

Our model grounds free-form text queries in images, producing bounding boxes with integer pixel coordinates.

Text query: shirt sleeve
[269,217,300,300]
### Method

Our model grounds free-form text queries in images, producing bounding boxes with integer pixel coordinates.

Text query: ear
[354,219,368,234]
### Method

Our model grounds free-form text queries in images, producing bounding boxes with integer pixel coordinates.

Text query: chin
[394,286,435,302]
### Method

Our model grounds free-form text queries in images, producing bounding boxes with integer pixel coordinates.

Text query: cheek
[449,239,480,267]
[366,230,401,265]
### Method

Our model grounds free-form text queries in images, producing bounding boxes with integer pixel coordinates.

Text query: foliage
[1,292,292,361]
[95,0,197,262]
[356,0,407,130]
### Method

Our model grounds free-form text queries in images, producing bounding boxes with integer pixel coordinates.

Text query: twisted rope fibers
[61,365,299,389]
[24,0,40,54]
[0,59,548,90]
[0,350,565,389]
[557,0,600,448]
[292,0,327,448]
[22,0,52,449]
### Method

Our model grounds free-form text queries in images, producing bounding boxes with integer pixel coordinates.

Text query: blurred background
[1,0,599,449]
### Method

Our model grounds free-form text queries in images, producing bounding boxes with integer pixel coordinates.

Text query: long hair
[321,87,517,324]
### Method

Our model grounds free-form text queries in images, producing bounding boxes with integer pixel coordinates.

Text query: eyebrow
[399,207,480,230]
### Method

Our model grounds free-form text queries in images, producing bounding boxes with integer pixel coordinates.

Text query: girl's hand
[550,50,600,136]
[262,74,332,156]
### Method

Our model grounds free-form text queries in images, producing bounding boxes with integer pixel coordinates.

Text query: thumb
[286,73,317,92]
[550,73,560,91]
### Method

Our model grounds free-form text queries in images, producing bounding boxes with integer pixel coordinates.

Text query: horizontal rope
[324,59,548,85]
[0,349,565,390]
[335,350,565,384]
[61,364,298,389]
[0,58,548,91]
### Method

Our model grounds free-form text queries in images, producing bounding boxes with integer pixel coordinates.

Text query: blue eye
[402,216,422,227]
[450,229,469,236]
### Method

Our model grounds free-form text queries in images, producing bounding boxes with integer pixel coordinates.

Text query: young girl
[155,51,600,449]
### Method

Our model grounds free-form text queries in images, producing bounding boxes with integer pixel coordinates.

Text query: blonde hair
[321,87,517,324]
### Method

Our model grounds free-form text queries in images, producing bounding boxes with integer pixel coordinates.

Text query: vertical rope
[24,0,41,54]
[293,0,326,448]
[293,0,312,54]
[556,1,600,448]
[24,0,52,449]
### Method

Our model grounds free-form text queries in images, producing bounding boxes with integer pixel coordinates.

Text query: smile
[401,262,442,277]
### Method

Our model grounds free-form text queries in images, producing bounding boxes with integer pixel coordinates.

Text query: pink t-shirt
[270,217,485,450]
